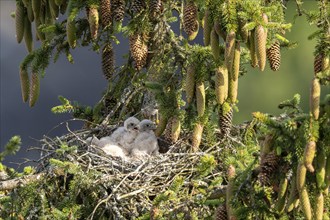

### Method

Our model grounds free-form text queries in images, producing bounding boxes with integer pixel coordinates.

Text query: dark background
[1,1,329,168]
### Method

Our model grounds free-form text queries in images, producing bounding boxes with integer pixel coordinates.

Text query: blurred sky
[1,1,329,167]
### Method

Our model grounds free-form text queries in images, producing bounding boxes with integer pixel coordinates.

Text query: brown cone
[214,204,228,220]
[258,151,280,185]
[267,41,281,71]
[19,67,30,102]
[102,43,115,80]
[131,0,146,14]
[314,53,324,75]
[219,106,233,137]
[129,33,148,70]
[100,0,111,28]
[112,0,125,22]
[149,0,162,17]
[183,1,198,37]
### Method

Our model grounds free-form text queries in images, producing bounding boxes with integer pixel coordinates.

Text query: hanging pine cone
[129,33,148,70]
[267,41,281,71]
[102,43,114,80]
[149,0,162,17]
[29,72,40,107]
[19,67,30,103]
[163,116,181,144]
[112,0,125,22]
[131,0,146,14]
[314,53,324,75]
[15,1,25,43]
[183,1,198,40]
[191,122,203,152]
[24,16,33,53]
[100,0,111,28]
[214,205,228,220]
[88,6,99,40]
[258,151,280,185]
[219,106,233,137]
[255,25,267,71]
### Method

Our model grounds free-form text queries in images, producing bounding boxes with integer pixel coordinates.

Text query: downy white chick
[106,116,140,152]
[86,136,127,159]
[131,119,159,158]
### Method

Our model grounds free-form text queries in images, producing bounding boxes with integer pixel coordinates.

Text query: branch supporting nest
[0,172,45,191]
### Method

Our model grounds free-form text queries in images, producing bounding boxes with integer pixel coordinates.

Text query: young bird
[131,119,159,158]
[98,117,140,151]
[86,136,127,159]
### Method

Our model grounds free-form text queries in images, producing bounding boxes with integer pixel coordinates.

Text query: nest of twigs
[15,121,230,219]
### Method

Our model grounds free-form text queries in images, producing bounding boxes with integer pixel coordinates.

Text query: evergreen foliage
[2,0,330,219]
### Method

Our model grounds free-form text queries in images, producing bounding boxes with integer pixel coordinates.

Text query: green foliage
[5,0,330,219]
[0,135,21,162]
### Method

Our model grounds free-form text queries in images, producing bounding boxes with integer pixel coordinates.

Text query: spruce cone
[185,64,195,104]
[232,41,240,81]
[315,192,324,220]
[258,151,280,185]
[303,141,316,172]
[15,2,25,43]
[214,205,227,220]
[191,123,203,152]
[29,72,40,107]
[149,0,162,17]
[215,66,228,105]
[314,53,324,75]
[267,41,281,71]
[129,33,148,70]
[296,162,307,192]
[255,25,267,71]
[219,106,233,137]
[100,0,111,28]
[299,187,312,220]
[248,30,258,68]
[228,74,238,104]
[210,29,220,61]
[24,16,33,53]
[196,82,205,117]
[183,1,198,39]
[27,2,34,22]
[112,0,125,22]
[310,78,321,120]
[89,7,99,40]
[32,0,41,21]
[225,31,236,72]
[131,0,146,14]
[19,68,30,103]
[102,43,115,80]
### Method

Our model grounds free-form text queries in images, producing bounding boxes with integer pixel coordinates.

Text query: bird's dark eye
[130,123,134,126]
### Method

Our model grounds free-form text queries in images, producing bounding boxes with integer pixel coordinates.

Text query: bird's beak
[134,126,139,131]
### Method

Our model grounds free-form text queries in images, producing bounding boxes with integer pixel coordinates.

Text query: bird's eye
[130,123,134,126]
